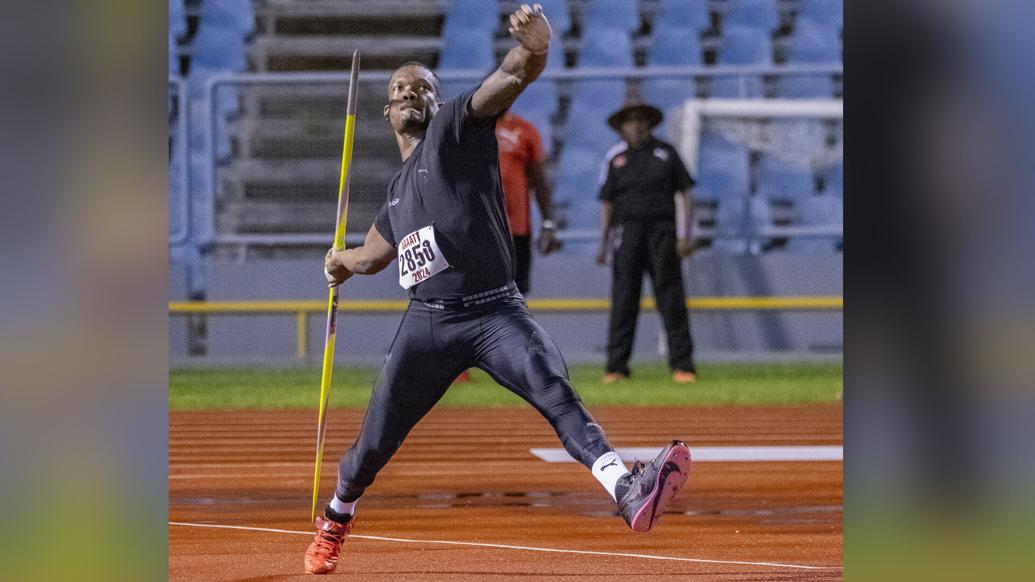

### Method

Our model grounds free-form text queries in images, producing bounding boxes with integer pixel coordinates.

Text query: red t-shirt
[495,113,546,236]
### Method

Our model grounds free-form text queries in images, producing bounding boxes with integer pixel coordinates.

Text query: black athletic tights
[334,290,614,502]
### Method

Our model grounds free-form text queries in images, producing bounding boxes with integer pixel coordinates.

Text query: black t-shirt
[597,136,695,223]
[374,88,515,302]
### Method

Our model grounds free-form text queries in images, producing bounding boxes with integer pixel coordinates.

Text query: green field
[170,361,842,409]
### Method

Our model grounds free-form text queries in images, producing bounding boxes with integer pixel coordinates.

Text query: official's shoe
[672,370,696,384]
[602,372,629,384]
[304,515,353,575]
[615,440,692,532]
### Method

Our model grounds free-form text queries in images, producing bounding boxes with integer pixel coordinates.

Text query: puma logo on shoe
[599,459,619,471]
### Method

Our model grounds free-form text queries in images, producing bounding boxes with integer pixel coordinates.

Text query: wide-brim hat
[607,100,663,131]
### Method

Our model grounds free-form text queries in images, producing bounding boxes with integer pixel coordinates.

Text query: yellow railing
[169,296,843,359]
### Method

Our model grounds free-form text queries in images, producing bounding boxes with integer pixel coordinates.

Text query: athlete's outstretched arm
[324,223,396,286]
[471,4,551,118]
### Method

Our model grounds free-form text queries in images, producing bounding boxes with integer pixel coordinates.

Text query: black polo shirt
[597,136,695,223]
[374,87,515,302]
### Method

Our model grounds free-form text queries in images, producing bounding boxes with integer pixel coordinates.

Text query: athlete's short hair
[395,61,441,94]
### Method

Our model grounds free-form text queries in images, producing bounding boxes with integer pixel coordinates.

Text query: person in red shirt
[496,110,560,293]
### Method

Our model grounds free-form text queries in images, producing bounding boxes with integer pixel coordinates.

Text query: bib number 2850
[398,225,449,289]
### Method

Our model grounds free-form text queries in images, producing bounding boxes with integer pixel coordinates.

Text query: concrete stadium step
[241,85,393,120]
[236,118,398,160]
[252,35,446,72]
[218,200,383,235]
[222,157,397,200]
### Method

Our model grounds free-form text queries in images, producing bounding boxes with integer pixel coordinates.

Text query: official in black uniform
[303,6,691,576]
[596,100,698,385]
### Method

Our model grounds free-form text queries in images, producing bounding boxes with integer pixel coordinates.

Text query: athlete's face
[384,66,442,135]
[618,111,651,148]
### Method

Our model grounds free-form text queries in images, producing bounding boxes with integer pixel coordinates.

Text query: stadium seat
[570,28,632,113]
[536,0,572,36]
[190,23,249,76]
[200,0,256,38]
[755,154,816,205]
[563,100,621,154]
[785,192,842,252]
[694,133,750,204]
[555,144,606,183]
[798,0,843,30]
[642,24,701,110]
[788,21,841,63]
[582,0,640,35]
[169,30,180,76]
[438,29,497,99]
[821,159,843,198]
[711,195,771,254]
[443,0,500,36]
[711,26,771,98]
[655,0,711,35]
[512,82,559,119]
[780,76,834,98]
[169,0,186,41]
[723,0,780,34]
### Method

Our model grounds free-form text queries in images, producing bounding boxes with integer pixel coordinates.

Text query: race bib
[397,225,449,289]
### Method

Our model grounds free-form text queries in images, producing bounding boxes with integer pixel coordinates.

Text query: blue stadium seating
[780,76,834,98]
[570,28,632,113]
[642,24,701,110]
[190,23,249,76]
[821,159,843,198]
[536,0,572,36]
[438,29,496,99]
[655,0,711,34]
[169,0,186,41]
[755,154,816,204]
[785,192,842,252]
[563,100,622,154]
[711,195,771,254]
[443,0,500,36]
[169,31,180,75]
[582,0,640,35]
[694,133,750,203]
[200,0,256,37]
[723,0,780,34]
[781,20,839,97]
[711,26,771,98]
[799,0,843,30]
[788,21,841,63]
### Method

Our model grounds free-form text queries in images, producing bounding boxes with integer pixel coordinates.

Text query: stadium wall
[169,253,842,365]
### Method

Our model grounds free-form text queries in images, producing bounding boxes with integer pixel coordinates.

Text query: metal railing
[170,295,844,360]
[183,64,843,249]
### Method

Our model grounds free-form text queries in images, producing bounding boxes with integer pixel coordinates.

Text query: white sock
[328,495,358,516]
[592,451,630,501]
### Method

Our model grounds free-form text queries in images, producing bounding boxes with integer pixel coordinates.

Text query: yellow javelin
[311,50,360,521]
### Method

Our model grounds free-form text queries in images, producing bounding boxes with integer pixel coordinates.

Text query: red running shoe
[303,515,353,575]
[615,441,692,532]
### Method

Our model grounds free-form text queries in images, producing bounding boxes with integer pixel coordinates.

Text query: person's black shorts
[513,234,531,294]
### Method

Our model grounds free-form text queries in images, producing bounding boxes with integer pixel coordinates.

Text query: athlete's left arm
[324,224,397,286]
[471,4,551,118]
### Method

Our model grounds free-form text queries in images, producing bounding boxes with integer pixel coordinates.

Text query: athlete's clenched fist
[508,4,551,54]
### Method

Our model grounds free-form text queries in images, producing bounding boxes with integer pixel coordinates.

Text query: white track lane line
[169,521,842,571]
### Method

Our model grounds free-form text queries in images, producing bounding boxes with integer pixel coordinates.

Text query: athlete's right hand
[595,244,609,266]
[324,248,354,287]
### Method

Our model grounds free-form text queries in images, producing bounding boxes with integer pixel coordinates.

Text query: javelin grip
[312,50,360,522]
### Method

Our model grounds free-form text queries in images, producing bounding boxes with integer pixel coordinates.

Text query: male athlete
[304,5,691,575]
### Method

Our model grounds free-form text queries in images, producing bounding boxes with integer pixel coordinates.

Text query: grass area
[170,361,842,409]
